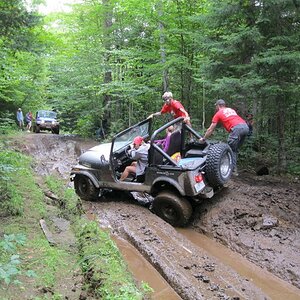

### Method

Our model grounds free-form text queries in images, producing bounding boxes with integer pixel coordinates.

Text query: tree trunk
[157,1,168,91]
[102,0,113,133]
[277,95,287,173]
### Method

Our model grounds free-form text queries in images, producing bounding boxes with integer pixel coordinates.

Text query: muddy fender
[74,174,99,201]
[206,143,233,188]
[152,191,192,227]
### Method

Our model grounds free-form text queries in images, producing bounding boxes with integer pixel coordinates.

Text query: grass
[0,133,151,299]
[76,221,147,300]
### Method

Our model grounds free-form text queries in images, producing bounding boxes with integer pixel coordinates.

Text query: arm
[148,111,161,119]
[200,122,217,141]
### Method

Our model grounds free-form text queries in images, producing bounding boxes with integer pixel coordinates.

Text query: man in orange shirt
[200,99,249,175]
[148,91,191,126]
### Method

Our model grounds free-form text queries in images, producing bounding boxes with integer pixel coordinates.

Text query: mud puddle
[113,235,182,299]
[85,210,181,299]
[178,228,300,300]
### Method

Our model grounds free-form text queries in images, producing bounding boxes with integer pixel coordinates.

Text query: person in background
[25,111,33,132]
[120,136,150,181]
[16,108,24,130]
[154,125,174,152]
[245,113,254,137]
[199,99,249,176]
[148,91,191,126]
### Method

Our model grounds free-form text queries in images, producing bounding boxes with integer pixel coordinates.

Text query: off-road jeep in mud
[32,110,60,134]
[70,117,233,226]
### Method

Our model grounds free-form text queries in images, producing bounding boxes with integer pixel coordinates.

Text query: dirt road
[16,133,300,299]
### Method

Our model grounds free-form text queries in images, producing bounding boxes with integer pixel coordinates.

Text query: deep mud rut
[15,133,300,299]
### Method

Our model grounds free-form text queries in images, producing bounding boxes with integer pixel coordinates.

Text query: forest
[0,0,299,174]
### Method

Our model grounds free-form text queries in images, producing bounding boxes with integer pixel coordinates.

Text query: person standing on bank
[25,111,33,132]
[199,99,249,175]
[148,91,191,126]
[16,108,24,130]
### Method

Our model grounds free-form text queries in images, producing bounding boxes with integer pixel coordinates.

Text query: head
[18,108,22,111]
[214,99,226,111]
[166,125,174,134]
[162,91,173,104]
[133,136,143,149]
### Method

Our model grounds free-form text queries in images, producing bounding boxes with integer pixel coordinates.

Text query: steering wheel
[124,145,132,158]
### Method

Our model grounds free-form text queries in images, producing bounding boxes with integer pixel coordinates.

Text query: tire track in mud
[87,200,268,300]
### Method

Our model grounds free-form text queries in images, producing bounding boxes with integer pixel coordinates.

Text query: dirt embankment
[17,133,300,299]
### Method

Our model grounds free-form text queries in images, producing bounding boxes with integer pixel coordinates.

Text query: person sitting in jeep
[120,136,150,182]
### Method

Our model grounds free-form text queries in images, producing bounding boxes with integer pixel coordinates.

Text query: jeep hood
[79,143,111,168]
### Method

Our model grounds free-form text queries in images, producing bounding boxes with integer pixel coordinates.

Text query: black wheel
[152,191,192,227]
[74,175,99,201]
[205,143,233,188]
[52,127,59,134]
[35,125,40,133]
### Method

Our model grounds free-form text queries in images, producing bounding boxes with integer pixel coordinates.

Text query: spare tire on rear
[205,143,233,188]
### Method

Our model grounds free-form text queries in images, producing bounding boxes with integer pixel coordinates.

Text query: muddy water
[178,228,300,300]
[85,210,181,299]
[113,235,182,299]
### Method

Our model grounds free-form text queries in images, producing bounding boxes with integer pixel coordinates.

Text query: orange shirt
[160,100,188,119]
[212,108,246,132]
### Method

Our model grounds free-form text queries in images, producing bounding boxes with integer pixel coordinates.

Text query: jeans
[227,124,249,169]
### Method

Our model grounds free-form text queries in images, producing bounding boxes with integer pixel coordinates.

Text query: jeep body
[70,117,233,226]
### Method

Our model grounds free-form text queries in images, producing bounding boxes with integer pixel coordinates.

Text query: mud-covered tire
[206,143,233,188]
[52,127,59,134]
[74,175,99,201]
[152,191,192,227]
[35,125,40,133]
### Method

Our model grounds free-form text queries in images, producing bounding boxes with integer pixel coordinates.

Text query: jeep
[70,117,233,226]
[32,110,59,134]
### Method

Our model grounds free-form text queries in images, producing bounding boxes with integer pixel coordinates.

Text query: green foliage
[0,150,26,216]
[45,175,82,217]
[0,234,37,286]
[0,0,299,175]
[77,221,145,299]
[0,111,18,134]
[27,238,68,287]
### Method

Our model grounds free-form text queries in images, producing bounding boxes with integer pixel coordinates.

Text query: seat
[166,130,181,157]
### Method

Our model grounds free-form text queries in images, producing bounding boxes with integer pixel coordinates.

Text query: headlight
[41,120,45,124]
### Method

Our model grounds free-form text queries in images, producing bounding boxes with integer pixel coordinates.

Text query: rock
[261,215,278,229]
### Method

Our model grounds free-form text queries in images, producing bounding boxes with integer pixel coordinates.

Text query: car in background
[32,110,60,134]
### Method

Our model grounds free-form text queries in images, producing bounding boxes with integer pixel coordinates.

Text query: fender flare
[71,171,100,188]
[151,176,185,196]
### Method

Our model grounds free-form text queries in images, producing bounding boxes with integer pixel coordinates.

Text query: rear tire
[206,143,233,188]
[152,191,192,227]
[74,175,99,201]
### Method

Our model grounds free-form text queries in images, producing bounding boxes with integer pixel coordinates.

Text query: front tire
[74,175,99,201]
[152,191,192,227]
[206,143,233,188]
[52,127,60,134]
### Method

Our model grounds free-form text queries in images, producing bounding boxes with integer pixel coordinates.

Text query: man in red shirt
[148,91,191,126]
[200,99,249,175]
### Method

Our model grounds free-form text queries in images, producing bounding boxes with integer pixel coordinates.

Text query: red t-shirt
[212,108,246,132]
[160,100,187,119]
